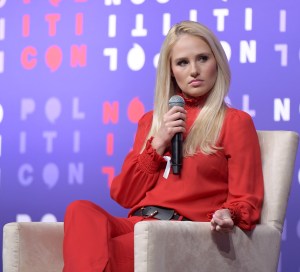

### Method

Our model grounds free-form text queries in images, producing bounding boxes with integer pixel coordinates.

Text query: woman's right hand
[151,106,187,155]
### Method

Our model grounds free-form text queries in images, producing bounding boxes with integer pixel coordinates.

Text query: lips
[189,79,203,87]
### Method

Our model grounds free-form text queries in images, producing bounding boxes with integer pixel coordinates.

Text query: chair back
[257,130,299,232]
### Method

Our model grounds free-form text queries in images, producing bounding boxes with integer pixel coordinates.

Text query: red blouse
[110,98,264,231]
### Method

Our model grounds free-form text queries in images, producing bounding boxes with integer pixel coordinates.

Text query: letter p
[21,98,35,120]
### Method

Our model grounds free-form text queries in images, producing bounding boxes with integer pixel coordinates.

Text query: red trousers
[62,200,144,272]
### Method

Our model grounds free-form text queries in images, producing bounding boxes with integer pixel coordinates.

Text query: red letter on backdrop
[22,15,30,37]
[70,45,87,67]
[21,46,37,69]
[49,0,62,6]
[106,133,114,156]
[103,102,119,124]
[45,45,63,72]
[75,13,84,35]
[45,14,61,36]
[102,166,115,187]
[127,97,145,123]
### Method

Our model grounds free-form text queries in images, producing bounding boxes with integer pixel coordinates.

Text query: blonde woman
[63,21,264,272]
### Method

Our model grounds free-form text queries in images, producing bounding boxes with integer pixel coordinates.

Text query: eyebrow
[173,52,213,62]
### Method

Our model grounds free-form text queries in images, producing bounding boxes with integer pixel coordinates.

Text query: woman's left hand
[210,209,234,232]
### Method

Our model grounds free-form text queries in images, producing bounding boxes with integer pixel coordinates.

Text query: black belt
[132,206,190,221]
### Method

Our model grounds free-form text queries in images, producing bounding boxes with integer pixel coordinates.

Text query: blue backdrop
[0,0,300,271]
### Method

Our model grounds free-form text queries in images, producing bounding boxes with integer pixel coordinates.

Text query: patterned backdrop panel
[0,0,299,271]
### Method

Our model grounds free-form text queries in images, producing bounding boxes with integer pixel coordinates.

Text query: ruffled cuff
[137,137,166,174]
[206,208,240,222]
[207,203,254,230]
[222,205,242,225]
[221,203,254,230]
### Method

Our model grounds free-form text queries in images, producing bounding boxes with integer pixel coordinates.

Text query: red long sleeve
[110,112,165,208]
[110,106,264,230]
[219,109,264,230]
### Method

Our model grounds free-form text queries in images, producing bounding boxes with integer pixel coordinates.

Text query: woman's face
[170,34,218,98]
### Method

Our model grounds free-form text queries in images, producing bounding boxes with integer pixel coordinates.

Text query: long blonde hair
[146,21,231,155]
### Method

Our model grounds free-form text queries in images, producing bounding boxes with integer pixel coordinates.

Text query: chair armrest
[134,221,281,272]
[3,222,64,272]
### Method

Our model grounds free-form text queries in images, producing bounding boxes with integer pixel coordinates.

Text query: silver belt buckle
[141,207,158,218]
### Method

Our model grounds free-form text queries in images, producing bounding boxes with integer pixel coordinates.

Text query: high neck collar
[177,92,208,108]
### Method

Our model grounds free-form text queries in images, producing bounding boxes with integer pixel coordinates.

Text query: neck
[177,92,209,108]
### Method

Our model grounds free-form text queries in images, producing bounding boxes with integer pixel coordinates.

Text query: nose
[190,62,199,77]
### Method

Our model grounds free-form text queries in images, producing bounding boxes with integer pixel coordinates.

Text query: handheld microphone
[168,95,185,175]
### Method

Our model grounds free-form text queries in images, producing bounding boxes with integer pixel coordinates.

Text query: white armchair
[3,131,299,272]
[134,131,299,272]
[3,222,64,272]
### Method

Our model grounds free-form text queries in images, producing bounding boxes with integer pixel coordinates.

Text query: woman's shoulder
[139,110,153,122]
[137,110,153,127]
[220,106,259,150]
[221,106,256,134]
[225,106,254,123]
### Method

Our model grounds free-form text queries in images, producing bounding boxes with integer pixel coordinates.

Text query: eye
[198,55,209,62]
[177,59,188,66]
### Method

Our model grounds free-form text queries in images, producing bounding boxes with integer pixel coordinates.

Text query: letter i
[106,133,114,156]
[75,13,83,35]
[22,15,30,37]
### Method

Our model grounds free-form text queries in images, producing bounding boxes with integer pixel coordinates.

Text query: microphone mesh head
[168,95,185,108]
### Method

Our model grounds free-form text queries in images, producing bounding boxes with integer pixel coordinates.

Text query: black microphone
[168,95,185,175]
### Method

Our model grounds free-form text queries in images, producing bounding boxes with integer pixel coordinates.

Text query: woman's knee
[64,200,109,219]
[65,200,92,214]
